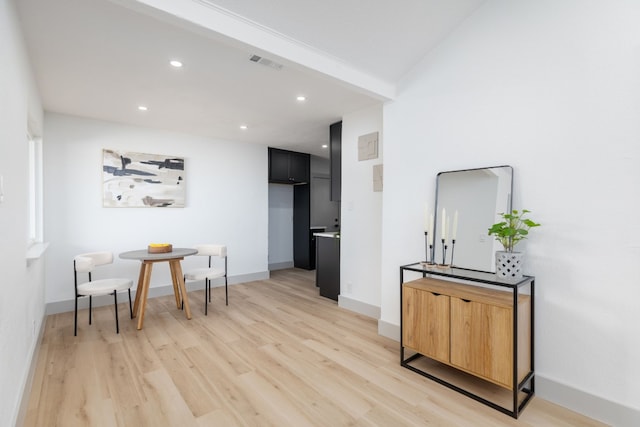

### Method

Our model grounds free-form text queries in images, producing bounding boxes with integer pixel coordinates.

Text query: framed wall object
[358,131,379,161]
[373,164,383,192]
[102,149,185,208]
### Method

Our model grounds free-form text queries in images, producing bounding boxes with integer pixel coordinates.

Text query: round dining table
[120,247,197,330]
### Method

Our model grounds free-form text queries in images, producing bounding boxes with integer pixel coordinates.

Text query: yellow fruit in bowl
[148,243,172,253]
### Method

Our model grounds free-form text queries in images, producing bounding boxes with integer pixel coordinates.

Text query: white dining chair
[73,251,133,336]
[183,244,228,315]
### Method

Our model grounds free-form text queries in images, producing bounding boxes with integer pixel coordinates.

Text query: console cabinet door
[450,297,513,389]
[403,287,450,363]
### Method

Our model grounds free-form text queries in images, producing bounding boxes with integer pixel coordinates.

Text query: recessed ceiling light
[296,95,306,101]
[322,144,328,149]
[240,125,248,130]
[169,60,183,68]
[138,105,148,111]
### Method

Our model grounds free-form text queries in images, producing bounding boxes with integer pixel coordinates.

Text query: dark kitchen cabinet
[267,147,313,269]
[293,184,311,269]
[308,227,326,270]
[269,148,310,184]
[330,121,342,201]
[316,234,340,301]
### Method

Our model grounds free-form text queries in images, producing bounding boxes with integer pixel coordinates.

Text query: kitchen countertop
[314,231,340,238]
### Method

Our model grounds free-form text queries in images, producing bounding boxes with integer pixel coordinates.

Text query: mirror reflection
[434,165,513,272]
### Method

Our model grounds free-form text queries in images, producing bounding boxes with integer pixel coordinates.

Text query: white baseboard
[377,319,400,341]
[15,313,46,427]
[536,375,640,427]
[338,295,380,319]
[46,271,269,315]
[268,261,294,271]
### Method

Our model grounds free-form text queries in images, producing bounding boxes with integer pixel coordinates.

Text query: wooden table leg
[170,260,191,320]
[137,262,153,330]
[132,263,147,318]
[170,260,182,309]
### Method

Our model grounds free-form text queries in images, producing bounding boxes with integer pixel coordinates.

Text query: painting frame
[102,149,185,208]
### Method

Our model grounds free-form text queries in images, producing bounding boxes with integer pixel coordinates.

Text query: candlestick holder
[422,232,436,266]
[424,232,429,263]
[450,239,456,267]
[439,238,449,267]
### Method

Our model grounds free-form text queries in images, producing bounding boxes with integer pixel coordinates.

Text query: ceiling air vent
[249,54,283,71]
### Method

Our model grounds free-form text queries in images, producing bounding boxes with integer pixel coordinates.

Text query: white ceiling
[15,0,485,157]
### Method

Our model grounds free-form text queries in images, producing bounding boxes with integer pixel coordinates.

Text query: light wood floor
[24,269,606,426]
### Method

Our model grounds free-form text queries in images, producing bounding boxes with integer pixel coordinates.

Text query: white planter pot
[495,251,524,280]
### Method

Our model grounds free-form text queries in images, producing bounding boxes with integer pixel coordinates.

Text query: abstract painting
[102,149,185,207]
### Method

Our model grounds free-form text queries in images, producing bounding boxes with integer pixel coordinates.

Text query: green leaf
[523,219,540,227]
[487,208,540,250]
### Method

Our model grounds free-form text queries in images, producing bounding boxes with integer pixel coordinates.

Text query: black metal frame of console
[400,262,535,419]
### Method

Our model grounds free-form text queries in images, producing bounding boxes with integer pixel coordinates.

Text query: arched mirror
[434,165,513,272]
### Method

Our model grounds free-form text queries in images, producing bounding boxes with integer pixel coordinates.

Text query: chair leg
[74,296,78,336]
[205,279,208,316]
[89,295,92,325]
[224,256,228,306]
[181,275,185,311]
[128,288,133,319]
[114,291,119,334]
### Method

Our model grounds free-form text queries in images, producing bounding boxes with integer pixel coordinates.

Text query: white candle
[446,216,451,244]
[452,210,459,240]
[424,204,429,232]
[428,213,434,245]
[441,208,446,240]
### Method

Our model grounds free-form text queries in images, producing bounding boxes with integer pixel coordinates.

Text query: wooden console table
[400,262,535,418]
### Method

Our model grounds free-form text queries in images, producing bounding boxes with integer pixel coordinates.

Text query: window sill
[26,242,49,260]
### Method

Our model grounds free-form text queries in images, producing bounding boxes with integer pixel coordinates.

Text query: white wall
[44,113,269,308]
[0,1,45,424]
[340,104,383,314]
[268,183,293,269]
[380,0,640,424]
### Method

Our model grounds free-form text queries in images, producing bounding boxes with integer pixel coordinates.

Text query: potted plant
[488,209,540,280]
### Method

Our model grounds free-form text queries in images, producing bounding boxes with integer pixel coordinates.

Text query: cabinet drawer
[450,296,513,389]
[402,287,450,363]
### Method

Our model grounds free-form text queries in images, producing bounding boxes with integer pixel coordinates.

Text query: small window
[27,133,43,245]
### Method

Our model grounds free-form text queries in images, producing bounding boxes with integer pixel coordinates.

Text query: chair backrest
[74,252,114,273]
[194,244,226,258]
